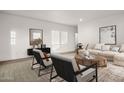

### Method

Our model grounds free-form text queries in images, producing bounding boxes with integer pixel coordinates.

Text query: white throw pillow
[33,49,45,58]
[120,44,124,52]
[101,45,110,51]
[111,47,120,52]
[94,43,104,50]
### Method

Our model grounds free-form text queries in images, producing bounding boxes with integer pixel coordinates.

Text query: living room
[1,0,124,93]
[1,10,124,82]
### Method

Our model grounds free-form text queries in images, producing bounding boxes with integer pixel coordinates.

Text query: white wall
[78,13,124,48]
[0,13,77,61]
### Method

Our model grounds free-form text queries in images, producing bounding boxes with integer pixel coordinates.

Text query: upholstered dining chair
[50,54,98,82]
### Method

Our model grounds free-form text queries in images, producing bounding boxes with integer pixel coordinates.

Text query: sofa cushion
[101,45,110,51]
[99,51,119,57]
[88,49,101,55]
[94,43,104,50]
[111,47,120,52]
[114,53,124,66]
[114,53,124,61]
[120,44,124,52]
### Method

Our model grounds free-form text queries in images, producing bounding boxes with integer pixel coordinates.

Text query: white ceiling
[1,10,124,26]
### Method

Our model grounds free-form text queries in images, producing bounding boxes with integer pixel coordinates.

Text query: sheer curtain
[52,30,68,52]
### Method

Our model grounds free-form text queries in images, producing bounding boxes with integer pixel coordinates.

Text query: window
[52,31,60,45]
[10,31,16,45]
[61,31,68,44]
[75,33,78,44]
[52,31,68,51]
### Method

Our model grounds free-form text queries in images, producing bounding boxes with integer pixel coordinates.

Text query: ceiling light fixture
[79,18,83,22]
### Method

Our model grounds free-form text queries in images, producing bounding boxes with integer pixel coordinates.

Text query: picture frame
[29,28,43,45]
[99,25,116,45]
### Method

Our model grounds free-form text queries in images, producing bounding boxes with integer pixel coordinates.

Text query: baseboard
[53,51,75,54]
[0,56,32,64]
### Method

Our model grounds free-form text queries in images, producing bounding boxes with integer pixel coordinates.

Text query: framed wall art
[99,25,116,45]
[29,28,43,45]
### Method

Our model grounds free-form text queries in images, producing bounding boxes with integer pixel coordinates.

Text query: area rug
[57,53,124,82]
[98,62,124,82]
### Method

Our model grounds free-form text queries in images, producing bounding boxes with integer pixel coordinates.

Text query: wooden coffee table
[75,55,107,70]
[89,55,107,67]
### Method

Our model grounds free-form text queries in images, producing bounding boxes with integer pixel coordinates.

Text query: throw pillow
[111,47,120,52]
[101,45,110,51]
[94,43,104,50]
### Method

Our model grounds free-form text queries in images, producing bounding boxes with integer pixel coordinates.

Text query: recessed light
[80,18,83,22]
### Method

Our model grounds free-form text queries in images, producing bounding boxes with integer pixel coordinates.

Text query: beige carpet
[0,53,124,82]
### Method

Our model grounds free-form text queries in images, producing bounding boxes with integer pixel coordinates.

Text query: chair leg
[38,64,42,77]
[31,56,35,70]
[96,64,98,82]
[50,64,54,82]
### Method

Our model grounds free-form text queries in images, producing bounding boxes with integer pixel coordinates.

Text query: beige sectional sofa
[88,49,119,61]
[114,53,124,66]
[86,44,124,66]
